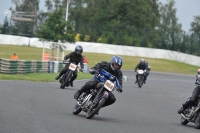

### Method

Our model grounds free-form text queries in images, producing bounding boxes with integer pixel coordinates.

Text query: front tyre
[180,115,189,125]
[63,71,72,87]
[86,98,106,119]
[60,71,72,89]
[60,84,65,89]
[73,102,82,115]
[60,75,66,89]
[138,75,143,88]
[138,81,142,88]
[195,113,200,129]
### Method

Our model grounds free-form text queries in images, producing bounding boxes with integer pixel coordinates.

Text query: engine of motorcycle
[82,101,93,112]
[186,107,195,118]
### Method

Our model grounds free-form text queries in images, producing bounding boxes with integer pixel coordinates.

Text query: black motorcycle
[180,95,200,129]
[60,61,78,89]
[72,69,121,119]
[136,69,145,88]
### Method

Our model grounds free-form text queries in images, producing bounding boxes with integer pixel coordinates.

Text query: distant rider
[134,59,148,84]
[178,69,200,114]
[74,55,123,108]
[55,45,84,87]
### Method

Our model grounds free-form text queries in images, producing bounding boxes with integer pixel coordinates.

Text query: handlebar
[62,60,69,64]
[62,61,82,71]
[135,69,147,72]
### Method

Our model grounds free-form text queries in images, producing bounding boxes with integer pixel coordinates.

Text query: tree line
[1,0,200,55]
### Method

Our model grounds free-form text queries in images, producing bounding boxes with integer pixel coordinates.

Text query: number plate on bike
[104,80,114,91]
[138,70,144,74]
[69,63,77,71]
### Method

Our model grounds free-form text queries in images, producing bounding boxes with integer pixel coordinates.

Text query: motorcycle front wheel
[60,71,71,89]
[180,115,189,125]
[138,76,143,88]
[195,113,200,129]
[86,97,106,119]
[72,102,82,115]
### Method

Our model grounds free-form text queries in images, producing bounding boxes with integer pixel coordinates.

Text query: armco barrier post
[83,63,88,73]
[48,60,53,73]
[53,61,59,73]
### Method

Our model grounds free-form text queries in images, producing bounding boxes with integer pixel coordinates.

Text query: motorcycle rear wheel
[180,115,189,125]
[86,98,106,119]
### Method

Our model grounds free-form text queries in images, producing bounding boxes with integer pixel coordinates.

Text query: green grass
[0,44,198,82]
[0,72,93,82]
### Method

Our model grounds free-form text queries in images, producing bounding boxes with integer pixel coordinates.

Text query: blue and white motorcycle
[72,69,121,119]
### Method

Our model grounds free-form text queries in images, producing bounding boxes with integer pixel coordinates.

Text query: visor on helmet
[113,63,120,70]
[76,50,82,54]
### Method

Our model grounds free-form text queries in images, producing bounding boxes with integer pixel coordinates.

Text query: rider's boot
[135,80,138,84]
[55,74,61,80]
[74,84,88,100]
[74,86,84,100]
[143,76,147,84]
[70,82,73,87]
[69,76,76,87]
[178,106,184,114]
[55,70,65,80]
[74,90,81,100]
[178,101,190,114]
[69,81,74,87]
[135,75,138,84]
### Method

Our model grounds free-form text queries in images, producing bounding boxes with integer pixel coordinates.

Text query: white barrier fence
[0,34,200,66]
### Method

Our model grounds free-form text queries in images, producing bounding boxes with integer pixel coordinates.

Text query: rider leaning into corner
[74,55,123,108]
[134,59,148,84]
[178,68,200,114]
[55,45,84,87]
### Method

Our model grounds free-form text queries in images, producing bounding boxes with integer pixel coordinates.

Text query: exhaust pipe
[181,113,190,120]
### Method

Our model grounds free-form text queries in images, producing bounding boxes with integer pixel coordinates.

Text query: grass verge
[0,44,199,82]
[0,72,93,82]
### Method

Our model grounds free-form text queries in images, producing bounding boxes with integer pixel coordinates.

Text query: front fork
[91,87,109,108]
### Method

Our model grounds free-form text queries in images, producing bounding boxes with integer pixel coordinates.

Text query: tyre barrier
[0,58,63,74]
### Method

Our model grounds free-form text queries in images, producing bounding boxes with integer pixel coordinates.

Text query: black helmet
[110,55,123,71]
[75,45,83,54]
[140,59,145,64]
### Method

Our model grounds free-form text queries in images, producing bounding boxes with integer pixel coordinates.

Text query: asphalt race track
[0,71,199,133]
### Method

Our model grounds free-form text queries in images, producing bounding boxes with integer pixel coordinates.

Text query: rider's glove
[95,70,99,75]
[89,69,99,75]
[117,88,123,93]
[80,68,83,72]
[117,86,123,93]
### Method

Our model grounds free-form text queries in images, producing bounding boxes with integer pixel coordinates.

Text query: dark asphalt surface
[0,71,199,133]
